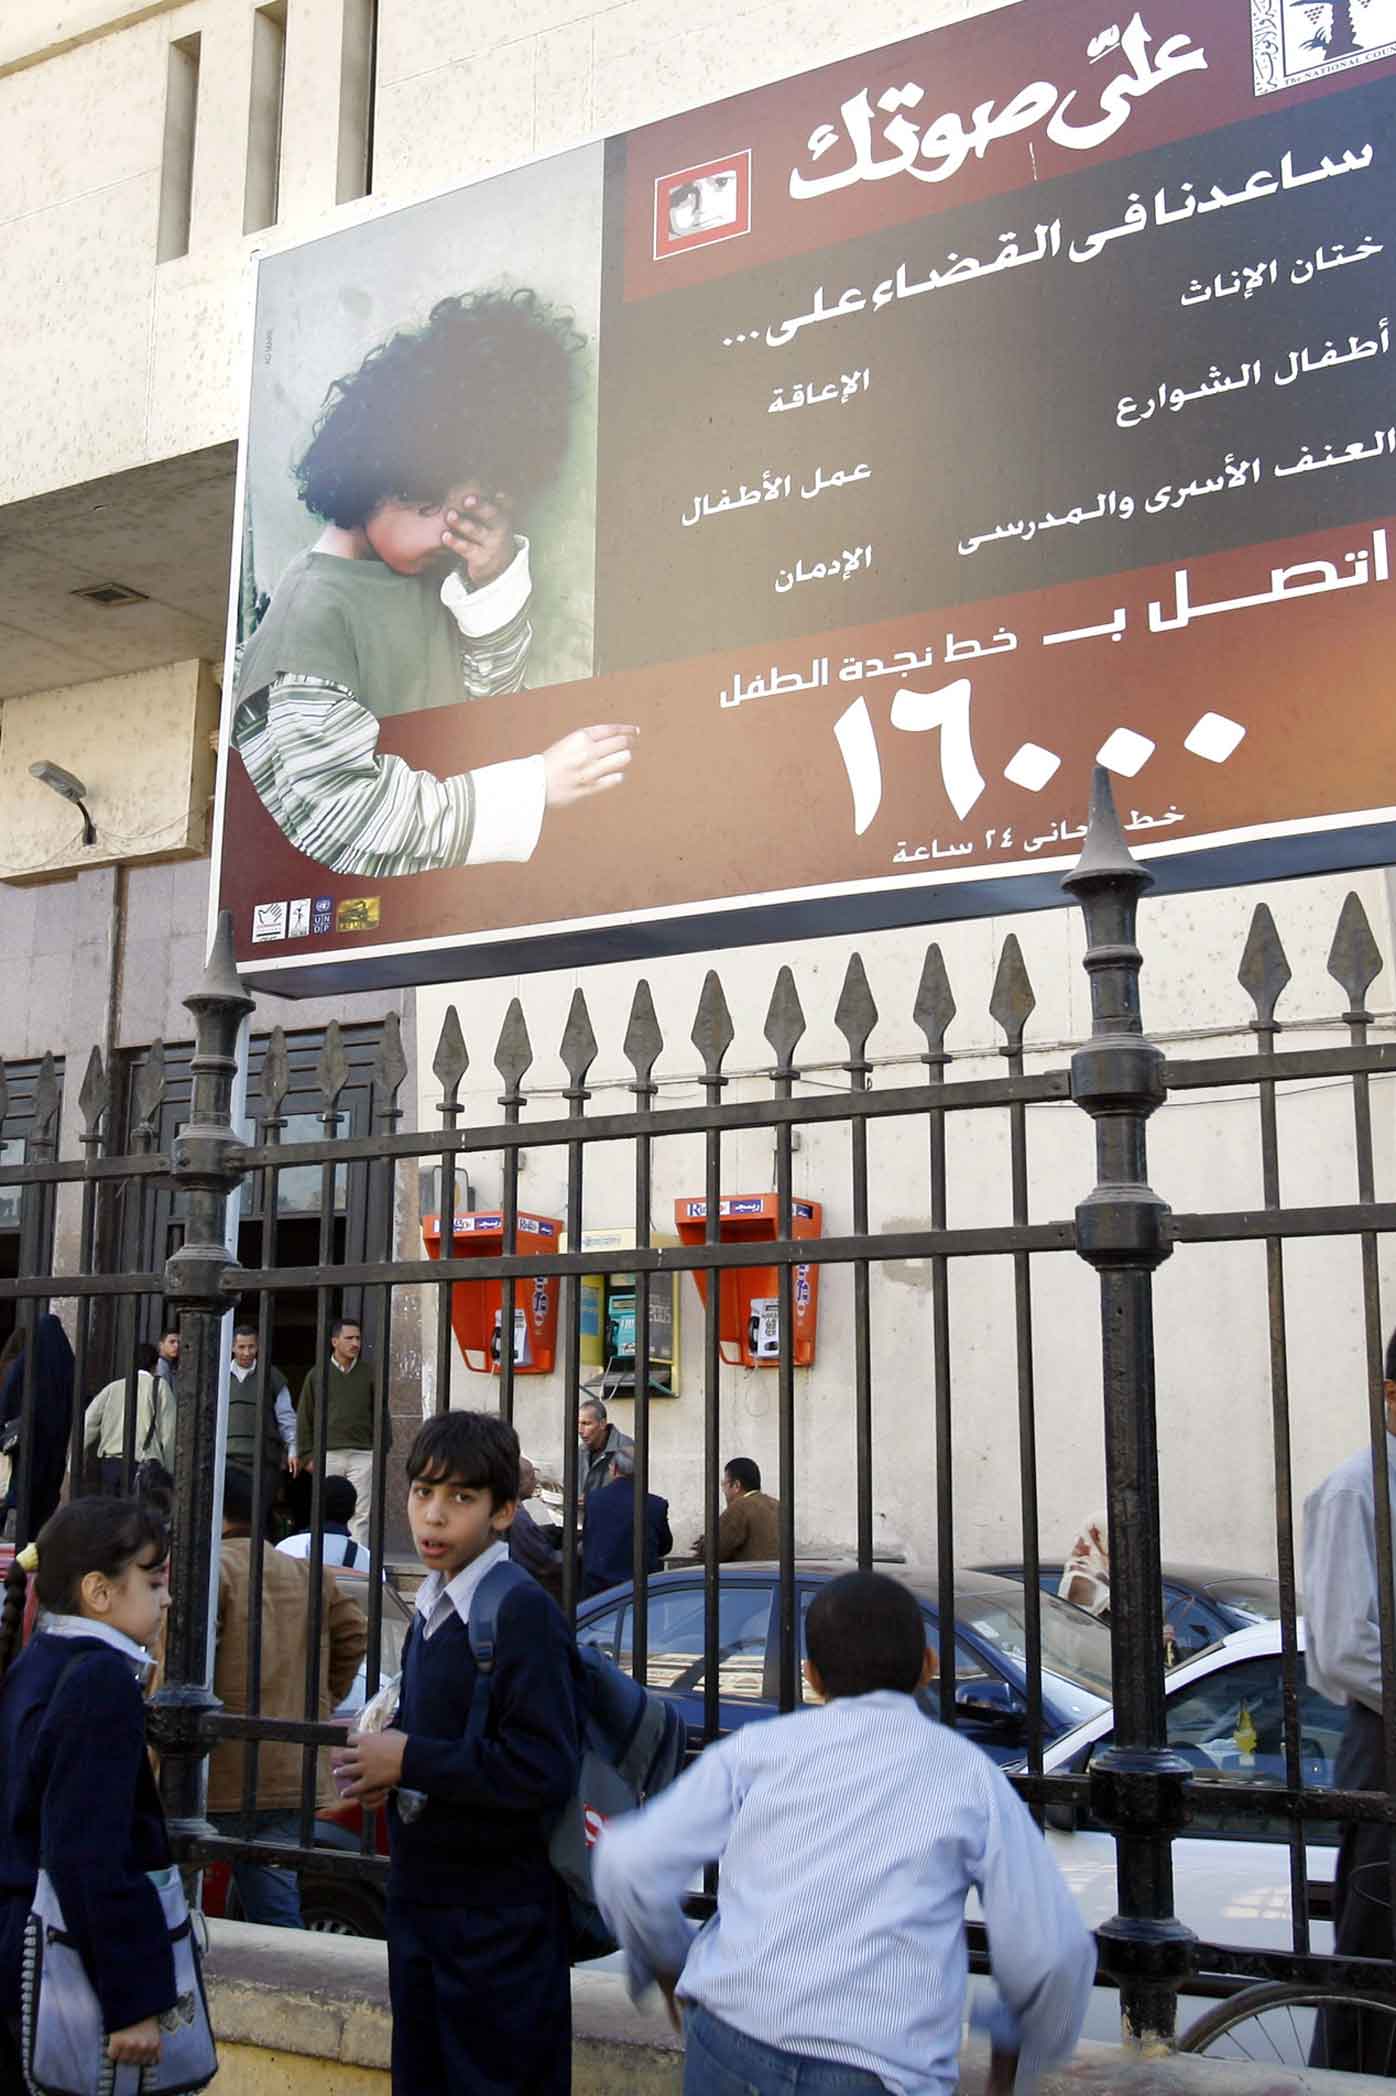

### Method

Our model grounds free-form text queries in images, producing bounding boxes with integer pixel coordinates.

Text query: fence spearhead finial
[560,989,599,1092]
[834,953,879,1067]
[494,998,533,1094]
[989,934,1037,1051]
[32,1052,60,1145]
[691,970,734,1081]
[260,1027,290,1120]
[316,1021,349,1114]
[1061,765,1154,897]
[623,980,663,1089]
[1328,891,1384,1014]
[913,944,956,1059]
[372,1011,408,1107]
[131,1040,166,1139]
[78,1045,109,1140]
[1237,905,1292,1030]
[433,1005,469,1111]
[188,909,255,1019]
[763,966,806,1076]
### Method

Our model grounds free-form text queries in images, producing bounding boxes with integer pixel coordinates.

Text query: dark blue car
[976,1561,1286,1663]
[574,1562,1114,1766]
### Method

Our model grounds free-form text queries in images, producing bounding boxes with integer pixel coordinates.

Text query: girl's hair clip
[16,1544,38,1574]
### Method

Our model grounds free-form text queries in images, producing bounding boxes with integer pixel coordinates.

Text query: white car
[991,1619,1347,2053]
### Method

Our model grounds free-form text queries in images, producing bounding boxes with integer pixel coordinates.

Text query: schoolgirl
[0,1497,179,2081]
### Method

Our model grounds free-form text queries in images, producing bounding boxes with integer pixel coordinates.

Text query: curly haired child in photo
[233,288,636,881]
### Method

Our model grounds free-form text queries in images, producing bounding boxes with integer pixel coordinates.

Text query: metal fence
[2,764,1395,2047]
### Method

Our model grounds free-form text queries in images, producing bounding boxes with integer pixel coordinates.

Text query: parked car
[975,1561,1287,1662]
[204,1563,411,1936]
[575,1563,1114,1764]
[1016,1618,1342,2049]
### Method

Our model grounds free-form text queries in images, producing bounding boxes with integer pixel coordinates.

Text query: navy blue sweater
[0,1634,175,2030]
[581,1476,673,1599]
[390,1575,580,1907]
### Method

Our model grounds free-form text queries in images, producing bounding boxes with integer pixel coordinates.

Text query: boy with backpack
[336,1412,580,2094]
[593,1570,1096,2096]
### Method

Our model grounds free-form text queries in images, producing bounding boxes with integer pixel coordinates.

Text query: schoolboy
[233,288,638,881]
[338,1412,579,2094]
[593,1570,1095,2096]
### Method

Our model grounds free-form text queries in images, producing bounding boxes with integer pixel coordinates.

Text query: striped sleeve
[234,676,475,879]
[440,539,534,698]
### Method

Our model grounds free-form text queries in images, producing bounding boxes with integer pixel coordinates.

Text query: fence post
[148,911,253,1833]
[1062,767,1195,2046]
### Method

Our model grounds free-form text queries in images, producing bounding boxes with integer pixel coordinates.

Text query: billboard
[212,0,1396,991]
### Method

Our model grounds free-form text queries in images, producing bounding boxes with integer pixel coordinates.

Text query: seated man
[581,1452,671,1600]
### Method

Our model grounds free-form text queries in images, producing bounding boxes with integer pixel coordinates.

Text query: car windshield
[1205,1577,1284,1623]
[958,1590,1114,1715]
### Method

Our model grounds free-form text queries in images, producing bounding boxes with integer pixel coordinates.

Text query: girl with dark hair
[232,287,637,882]
[0,1498,178,2078]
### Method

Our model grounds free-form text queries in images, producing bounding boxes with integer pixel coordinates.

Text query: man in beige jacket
[208,1466,367,1926]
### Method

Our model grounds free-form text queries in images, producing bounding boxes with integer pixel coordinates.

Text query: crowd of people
[7,1313,1396,2095]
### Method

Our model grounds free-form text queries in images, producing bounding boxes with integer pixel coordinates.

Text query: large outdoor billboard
[213,0,1396,991]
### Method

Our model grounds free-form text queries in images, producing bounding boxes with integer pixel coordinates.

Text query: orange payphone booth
[421,1210,562,1374]
[673,1194,821,1369]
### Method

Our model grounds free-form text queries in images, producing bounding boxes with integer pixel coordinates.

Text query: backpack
[466,1558,688,1963]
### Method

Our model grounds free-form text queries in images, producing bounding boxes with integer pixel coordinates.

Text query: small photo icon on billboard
[287,898,312,939]
[311,896,333,935]
[654,151,751,259]
[251,901,288,944]
[336,896,381,933]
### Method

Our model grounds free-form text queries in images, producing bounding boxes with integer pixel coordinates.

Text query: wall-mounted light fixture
[29,761,96,846]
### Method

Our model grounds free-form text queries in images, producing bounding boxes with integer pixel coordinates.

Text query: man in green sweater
[296,1318,385,1547]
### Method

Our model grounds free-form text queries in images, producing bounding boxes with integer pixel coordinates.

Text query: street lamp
[29,760,96,846]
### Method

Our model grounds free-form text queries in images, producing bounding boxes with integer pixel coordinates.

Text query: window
[1090,1654,1346,1843]
[244,2,288,234]
[337,0,375,203]
[0,1139,24,1231]
[577,1584,774,1700]
[158,35,201,262]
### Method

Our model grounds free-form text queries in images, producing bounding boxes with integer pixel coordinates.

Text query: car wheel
[299,1875,387,1938]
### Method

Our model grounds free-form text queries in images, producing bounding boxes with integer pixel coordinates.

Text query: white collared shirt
[413,1538,508,1642]
[40,1612,154,1682]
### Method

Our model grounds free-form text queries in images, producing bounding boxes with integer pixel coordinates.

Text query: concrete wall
[415,862,1396,1577]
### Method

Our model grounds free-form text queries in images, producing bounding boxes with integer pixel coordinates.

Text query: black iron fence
[1,766,1394,2046]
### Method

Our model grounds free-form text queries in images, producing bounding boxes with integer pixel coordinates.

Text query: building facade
[2,0,1392,1563]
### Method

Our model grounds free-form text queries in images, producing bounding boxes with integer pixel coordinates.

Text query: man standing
[582,1453,672,1599]
[84,1343,177,1492]
[692,1457,781,1562]
[578,1397,633,1510]
[208,1467,367,1927]
[226,1322,294,1520]
[1304,1332,1396,2069]
[154,1326,180,1387]
[296,1318,384,1547]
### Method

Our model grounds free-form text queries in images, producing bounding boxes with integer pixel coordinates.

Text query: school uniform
[0,1623,176,2039]
[387,1539,580,2095]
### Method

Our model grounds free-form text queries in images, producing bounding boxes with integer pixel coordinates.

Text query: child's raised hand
[543,725,639,808]
[107,2018,161,2065]
[442,492,517,588]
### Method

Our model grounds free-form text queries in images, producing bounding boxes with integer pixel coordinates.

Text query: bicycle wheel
[1179,1982,1396,2072]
